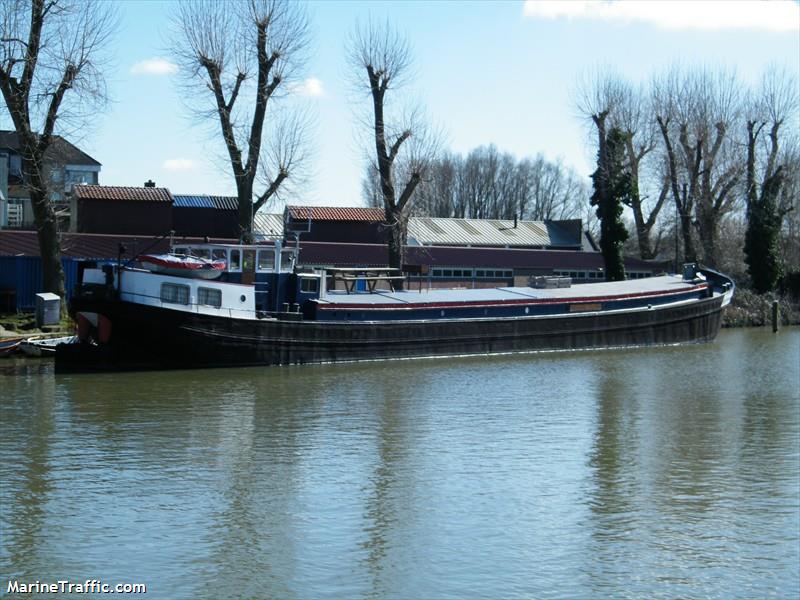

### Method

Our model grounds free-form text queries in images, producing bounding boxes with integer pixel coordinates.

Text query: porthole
[440,310,445,317]
[525,307,529,314]
[240,295,246,303]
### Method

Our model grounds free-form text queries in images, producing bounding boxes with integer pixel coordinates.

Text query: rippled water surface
[1,328,798,599]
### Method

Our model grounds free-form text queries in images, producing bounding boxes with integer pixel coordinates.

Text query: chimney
[144,179,155,188]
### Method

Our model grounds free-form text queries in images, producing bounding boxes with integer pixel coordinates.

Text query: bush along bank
[722,288,800,328]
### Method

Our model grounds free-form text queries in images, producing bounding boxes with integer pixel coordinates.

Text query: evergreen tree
[591,115,630,282]
[744,167,784,294]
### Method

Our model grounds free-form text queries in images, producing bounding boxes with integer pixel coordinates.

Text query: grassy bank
[0,311,75,337]
[722,288,800,328]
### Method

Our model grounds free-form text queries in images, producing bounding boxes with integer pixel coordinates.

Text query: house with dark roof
[0,130,101,230]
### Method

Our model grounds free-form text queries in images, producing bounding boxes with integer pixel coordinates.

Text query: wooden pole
[772,299,779,333]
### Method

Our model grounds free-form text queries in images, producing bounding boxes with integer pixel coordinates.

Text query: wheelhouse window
[229,250,241,271]
[300,277,319,293]
[280,249,295,271]
[198,287,222,308]
[161,283,189,305]
[257,249,275,272]
[242,249,256,272]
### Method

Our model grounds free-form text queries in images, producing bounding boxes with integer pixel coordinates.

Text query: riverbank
[722,288,800,328]
[0,312,74,338]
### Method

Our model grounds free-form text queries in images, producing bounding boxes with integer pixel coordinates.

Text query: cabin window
[198,287,222,308]
[212,249,227,261]
[476,270,485,277]
[195,249,212,259]
[280,249,295,271]
[229,250,241,271]
[161,283,189,305]
[300,277,319,293]
[242,250,256,272]
[174,246,188,256]
[257,249,275,271]
[443,269,452,277]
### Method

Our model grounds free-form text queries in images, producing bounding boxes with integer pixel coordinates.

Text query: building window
[198,287,222,308]
[161,283,189,305]
[300,277,319,293]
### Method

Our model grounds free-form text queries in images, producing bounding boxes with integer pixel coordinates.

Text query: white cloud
[131,58,179,76]
[162,158,195,171]
[522,0,799,31]
[290,77,324,97]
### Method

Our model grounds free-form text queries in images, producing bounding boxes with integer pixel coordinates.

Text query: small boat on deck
[0,336,24,357]
[56,241,735,373]
[20,335,79,357]
[137,253,226,279]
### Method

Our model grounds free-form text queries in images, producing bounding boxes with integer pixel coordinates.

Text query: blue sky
[46,0,800,208]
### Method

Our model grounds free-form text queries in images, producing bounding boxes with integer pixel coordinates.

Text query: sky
[25,0,800,209]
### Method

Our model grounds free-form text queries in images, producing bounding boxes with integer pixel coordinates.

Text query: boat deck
[318,275,702,306]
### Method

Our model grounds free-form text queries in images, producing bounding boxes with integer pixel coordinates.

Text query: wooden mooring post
[772,300,779,333]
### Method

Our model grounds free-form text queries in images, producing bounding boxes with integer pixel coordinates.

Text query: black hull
[56,294,725,373]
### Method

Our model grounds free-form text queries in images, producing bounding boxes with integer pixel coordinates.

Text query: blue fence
[0,256,86,311]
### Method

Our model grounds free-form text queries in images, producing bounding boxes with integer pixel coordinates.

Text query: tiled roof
[73,185,173,202]
[286,205,385,222]
[0,130,101,166]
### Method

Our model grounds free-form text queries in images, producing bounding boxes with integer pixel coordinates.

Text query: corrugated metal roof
[173,195,215,208]
[253,212,284,239]
[286,205,385,222]
[210,196,239,211]
[173,195,239,210]
[73,185,172,202]
[407,217,557,247]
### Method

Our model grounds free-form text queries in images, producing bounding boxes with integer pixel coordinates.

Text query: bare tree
[576,70,666,259]
[348,21,438,279]
[654,66,743,268]
[0,0,115,299]
[171,0,309,242]
[392,146,592,229]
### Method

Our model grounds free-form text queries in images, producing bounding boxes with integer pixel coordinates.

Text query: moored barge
[55,241,734,372]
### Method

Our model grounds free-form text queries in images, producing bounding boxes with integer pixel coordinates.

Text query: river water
[1,328,798,599]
